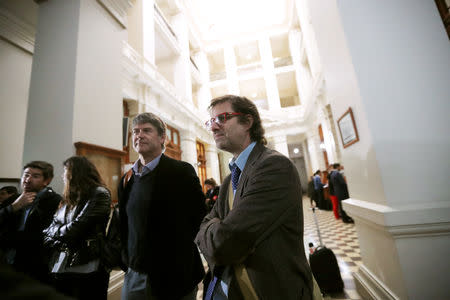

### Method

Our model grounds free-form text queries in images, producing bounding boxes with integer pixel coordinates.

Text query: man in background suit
[196,95,313,300]
[329,163,354,223]
[118,112,206,300]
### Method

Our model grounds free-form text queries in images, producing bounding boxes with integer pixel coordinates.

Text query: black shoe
[343,217,354,224]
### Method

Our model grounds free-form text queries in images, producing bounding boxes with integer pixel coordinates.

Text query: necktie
[204,166,241,300]
[230,164,241,191]
[204,275,218,300]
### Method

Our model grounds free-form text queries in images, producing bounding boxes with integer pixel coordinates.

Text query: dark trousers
[122,268,198,300]
[338,199,353,222]
[51,270,110,300]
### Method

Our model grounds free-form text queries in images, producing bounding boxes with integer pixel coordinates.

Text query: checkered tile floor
[303,197,362,300]
[196,197,363,300]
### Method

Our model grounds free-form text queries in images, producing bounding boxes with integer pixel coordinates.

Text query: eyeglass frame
[205,112,243,129]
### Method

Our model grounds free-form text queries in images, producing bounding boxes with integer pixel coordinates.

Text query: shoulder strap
[105,208,114,236]
[122,168,133,189]
[227,181,259,300]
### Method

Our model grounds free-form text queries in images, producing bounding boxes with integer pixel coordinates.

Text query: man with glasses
[0,161,61,283]
[118,112,206,300]
[196,95,314,299]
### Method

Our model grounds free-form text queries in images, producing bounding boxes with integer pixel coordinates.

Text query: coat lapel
[233,143,265,206]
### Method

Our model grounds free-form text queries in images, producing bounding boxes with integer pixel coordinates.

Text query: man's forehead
[23,167,43,175]
[211,102,233,115]
[133,123,155,129]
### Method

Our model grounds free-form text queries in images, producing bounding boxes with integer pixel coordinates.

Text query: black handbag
[50,245,100,274]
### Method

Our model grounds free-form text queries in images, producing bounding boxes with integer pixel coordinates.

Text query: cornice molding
[343,198,450,239]
[0,6,35,53]
[97,0,132,29]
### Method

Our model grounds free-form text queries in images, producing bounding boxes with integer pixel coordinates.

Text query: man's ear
[43,178,51,187]
[245,115,254,131]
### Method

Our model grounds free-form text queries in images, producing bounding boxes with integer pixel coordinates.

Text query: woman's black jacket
[43,186,111,266]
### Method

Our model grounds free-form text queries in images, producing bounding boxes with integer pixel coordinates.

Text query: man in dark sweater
[118,112,206,300]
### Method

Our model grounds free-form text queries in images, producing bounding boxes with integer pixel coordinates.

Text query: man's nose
[210,121,220,131]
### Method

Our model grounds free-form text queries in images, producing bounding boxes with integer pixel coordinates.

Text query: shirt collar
[229,142,256,172]
[132,154,162,175]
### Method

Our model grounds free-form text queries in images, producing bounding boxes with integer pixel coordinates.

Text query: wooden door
[196,141,207,192]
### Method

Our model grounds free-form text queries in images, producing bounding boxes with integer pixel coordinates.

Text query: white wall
[305,0,386,206]
[304,0,450,299]
[0,40,32,178]
[336,0,450,207]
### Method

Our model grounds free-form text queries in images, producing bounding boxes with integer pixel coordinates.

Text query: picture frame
[337,107,359,148]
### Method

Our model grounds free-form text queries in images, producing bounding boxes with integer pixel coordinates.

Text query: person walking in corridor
[118,112,206,300]
[195,95,313,300]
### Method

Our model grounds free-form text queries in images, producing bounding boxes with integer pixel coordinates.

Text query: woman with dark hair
[44,156,111,300]
[204,178,220,213]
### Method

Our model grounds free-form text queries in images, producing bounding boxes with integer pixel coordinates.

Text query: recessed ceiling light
[252,93,257,98]
[293,148,299,154]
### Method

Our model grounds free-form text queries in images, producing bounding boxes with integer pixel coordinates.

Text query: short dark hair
[314,170,321,175]
[204,178,217,186]
[209,95,267,145]
[333,163,340,169]
[0,186,18,195]
[132,112,166,149]
[23,161,54,180]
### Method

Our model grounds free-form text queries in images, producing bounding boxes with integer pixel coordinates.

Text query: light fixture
[319,143,326,149]
[293,148,299,154]
[252,92,257,98]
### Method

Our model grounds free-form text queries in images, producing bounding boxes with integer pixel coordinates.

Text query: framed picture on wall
[337,107,360,148]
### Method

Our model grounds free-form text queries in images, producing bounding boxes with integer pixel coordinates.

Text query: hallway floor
[197,197,363,300]
[303,198,363,300]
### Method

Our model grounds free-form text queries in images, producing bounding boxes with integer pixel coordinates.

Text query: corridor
[303,198,362,300]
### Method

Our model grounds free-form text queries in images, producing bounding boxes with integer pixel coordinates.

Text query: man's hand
[11,192,37,212]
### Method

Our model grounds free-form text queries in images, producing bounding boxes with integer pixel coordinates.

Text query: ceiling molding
[0,7,35,54]
[96,0,132,29]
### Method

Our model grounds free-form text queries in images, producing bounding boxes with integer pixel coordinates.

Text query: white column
[171,11,192,103]
[306,129,324,172]
[258,36,280,110]
[23,0,126,192]
[317,106,337,165]
[294,0,322,77]
[142,0,155,64]
[205,146,220,184]
[195,51,212,111]
[180,130,197,169]
[302,140,312,176]
[224,44,239,94]
[127,0,155,64]
[272,135,289,157]
[288,29,309,104]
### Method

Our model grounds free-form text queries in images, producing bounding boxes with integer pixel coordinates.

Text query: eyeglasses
[205,112,243,129]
